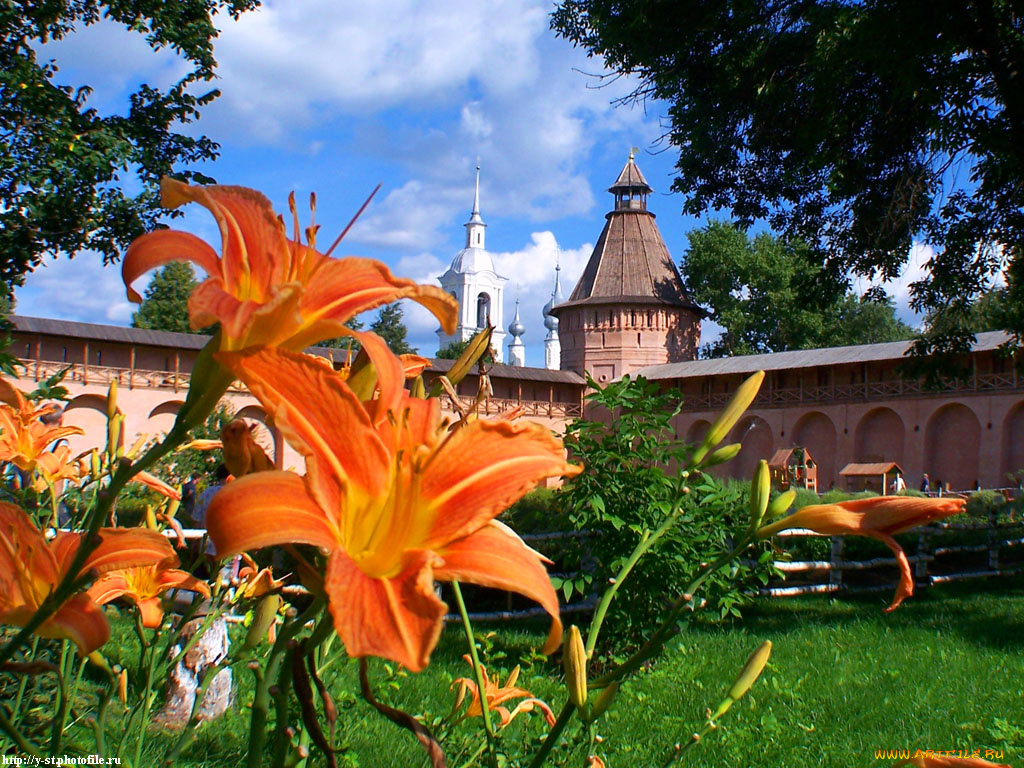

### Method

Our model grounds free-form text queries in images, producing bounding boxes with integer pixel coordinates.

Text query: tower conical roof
[607,154,652,194]
[553,157,701,313]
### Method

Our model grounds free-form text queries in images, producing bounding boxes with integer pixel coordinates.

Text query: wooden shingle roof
[552,209,702,312]
[608,156,652,194]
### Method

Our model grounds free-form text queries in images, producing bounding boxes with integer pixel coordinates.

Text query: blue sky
[14,0,930,366]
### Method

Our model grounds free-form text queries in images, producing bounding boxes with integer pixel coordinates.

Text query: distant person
[193,464,231,575]
[181,472,199,521]
[936,478,944,497]
[894,473,906,493]
[920,473,931,493]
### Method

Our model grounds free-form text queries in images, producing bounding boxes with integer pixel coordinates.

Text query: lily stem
[451,580,497,766]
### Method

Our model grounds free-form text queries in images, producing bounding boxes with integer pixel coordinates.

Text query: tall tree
[131,262,204,334]
[371,303,416,355]
[552,0,1024,356]
[683,221,913,357]
[0,0,258,292]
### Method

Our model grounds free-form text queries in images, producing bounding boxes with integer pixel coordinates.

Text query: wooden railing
[681,371,1023,412]
[439,393,583,419]
[27,358,246,394]
[25,359,583,418]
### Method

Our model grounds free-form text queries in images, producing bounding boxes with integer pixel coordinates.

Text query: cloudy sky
[15,0,926,365]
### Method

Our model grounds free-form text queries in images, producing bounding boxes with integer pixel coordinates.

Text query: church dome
[449,246,496,274]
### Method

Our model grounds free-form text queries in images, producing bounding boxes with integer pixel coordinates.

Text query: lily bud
[125,435,148,460]
[165,497,181,520]
[107,412,123,458]
[748,460,771,530]
[699,442,741,469]
[144,505,158,531]
[448,327,493,386]
[410,375,426,399]
[117,668,128,705]
[563,625,588,710]
[712,641,772,720]
[691,371,764,465]
[590,681,620,720]
[106,380,118,421]
[90,449,101,479]
[727,640,772,701]
[766,489,796,520]
[244,594,282,650]
[86,650,110,672]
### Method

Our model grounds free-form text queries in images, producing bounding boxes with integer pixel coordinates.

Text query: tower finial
[472,161,481,217]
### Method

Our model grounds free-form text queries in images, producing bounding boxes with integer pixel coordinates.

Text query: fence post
[915,529,932,588]
[988,508,1000,572]
[829,536,844,592]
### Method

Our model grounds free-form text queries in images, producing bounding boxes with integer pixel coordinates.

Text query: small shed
[839,462,905,494]
[768,446,818,492]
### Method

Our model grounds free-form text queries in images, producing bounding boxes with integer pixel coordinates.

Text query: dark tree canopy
[0,0,258,290]
[552,0,1024,355]
[130,262,203,334]
[684,221,914,357]
[371,303,416,355]
[437,339,494,362]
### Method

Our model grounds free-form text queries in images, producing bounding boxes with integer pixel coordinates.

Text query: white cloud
[16,255,134,325]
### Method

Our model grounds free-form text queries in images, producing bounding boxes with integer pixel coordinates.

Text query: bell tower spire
[465,162,486,249]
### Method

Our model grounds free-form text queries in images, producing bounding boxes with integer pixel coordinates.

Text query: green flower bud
[748,460,771,530]
[699,442,742,468]
[244,594,282,650]
[563,625,588,710]
[691,371,764,465]
[766,489,796,520]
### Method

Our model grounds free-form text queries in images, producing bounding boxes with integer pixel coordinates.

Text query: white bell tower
[436,164,508,361]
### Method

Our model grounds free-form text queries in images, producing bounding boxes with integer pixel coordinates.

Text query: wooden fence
[169,513,1023,625]
[759,516,1024,598]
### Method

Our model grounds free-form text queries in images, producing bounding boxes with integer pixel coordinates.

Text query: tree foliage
[552,0,1024,355]
[370,303,416,355]
[684,221,914,357]
[0,0,258,291]
[130,262,204,334]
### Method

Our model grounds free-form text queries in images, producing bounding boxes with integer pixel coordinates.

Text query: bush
[966,489,1009,522]
[557,376,775,648]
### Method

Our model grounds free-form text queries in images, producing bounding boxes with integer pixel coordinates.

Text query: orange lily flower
[31,445,82,493]
[122,179,457,352]
[0,384,83,473]
[233,553,285,601]
[88,562,210,628]
[206,345,580,671]
[758,496,966,611]
[452,656,556,727]
[0,503,177,652]
[894,754,1010,767]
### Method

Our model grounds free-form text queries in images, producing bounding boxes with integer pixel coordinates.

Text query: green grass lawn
[76,575,1024,766]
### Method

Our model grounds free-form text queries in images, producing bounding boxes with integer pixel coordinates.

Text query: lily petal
[300,257,458,339]
[136,597,165,629]
[325,549,447,672]
[435,522,562,655]
[423,419,581,548]
[122,230,222,304]
[217,347,391,508]
[206,471,335,558]
[43,594,110,654]
[77,528,178,577]
[870,532,915,612]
